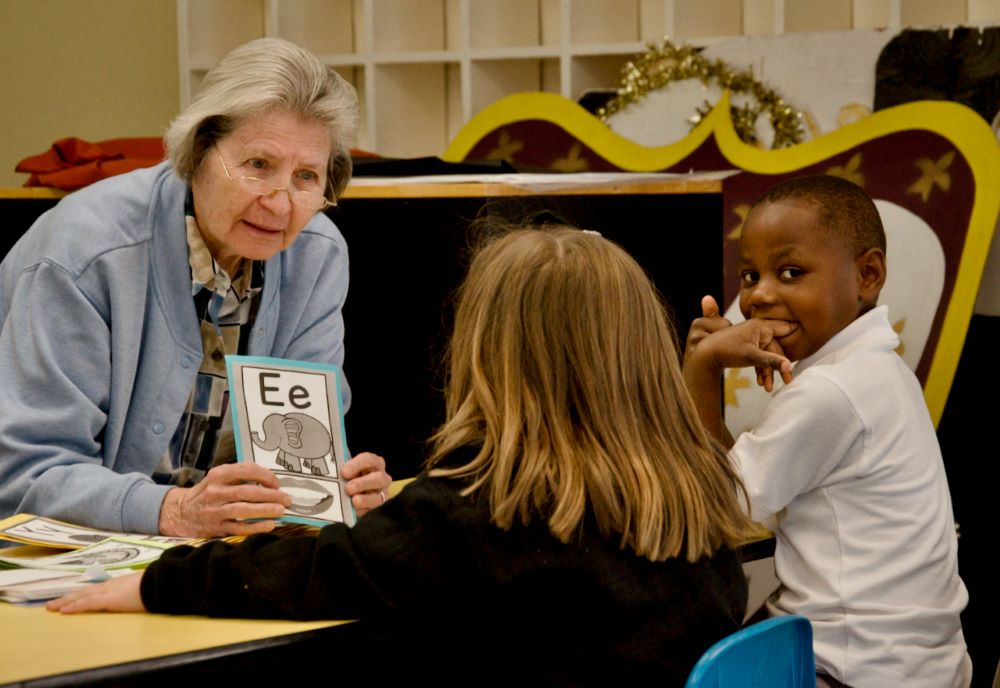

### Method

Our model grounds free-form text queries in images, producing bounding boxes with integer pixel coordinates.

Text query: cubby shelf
[176,0,681,157]
[178,0,990,158]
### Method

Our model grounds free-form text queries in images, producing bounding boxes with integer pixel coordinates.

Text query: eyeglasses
[216,151,335,210]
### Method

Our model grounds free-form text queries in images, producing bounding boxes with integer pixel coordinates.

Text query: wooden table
[0,602,353,686]
[0,478,420,686]
[337,174,724,476]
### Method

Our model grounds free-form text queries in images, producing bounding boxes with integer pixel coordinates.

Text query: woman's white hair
[165,37,359,200]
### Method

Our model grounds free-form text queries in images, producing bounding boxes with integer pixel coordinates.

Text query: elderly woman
[0,38,390,537]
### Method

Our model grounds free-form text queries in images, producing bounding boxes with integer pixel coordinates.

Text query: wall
[0,0,179,188]
[1,0,996,188]
[685,0,998,34]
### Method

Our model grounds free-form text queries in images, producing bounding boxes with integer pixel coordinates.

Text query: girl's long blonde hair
[427,227,752,562]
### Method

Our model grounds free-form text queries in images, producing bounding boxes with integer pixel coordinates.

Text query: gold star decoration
[893,318,906,357]
[724,367,752,407]
[728,204,751,240]
[827,152,865,187]
[907,151,954,203]
[551,142,590,172]
[484,129,524,162]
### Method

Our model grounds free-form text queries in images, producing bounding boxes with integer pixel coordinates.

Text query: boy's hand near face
[686,295,795,390]
[684,295,734,355]
[684,295,796,446]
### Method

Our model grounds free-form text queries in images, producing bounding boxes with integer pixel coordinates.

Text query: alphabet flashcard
[227,356,355,527]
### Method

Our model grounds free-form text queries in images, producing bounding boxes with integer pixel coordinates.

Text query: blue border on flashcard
[225,355,357,526]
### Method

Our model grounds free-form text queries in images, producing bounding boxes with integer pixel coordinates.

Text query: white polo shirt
[731,306,970,687]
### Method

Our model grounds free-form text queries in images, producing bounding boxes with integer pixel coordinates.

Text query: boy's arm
[683,296,794,448]
[683,297,737,447]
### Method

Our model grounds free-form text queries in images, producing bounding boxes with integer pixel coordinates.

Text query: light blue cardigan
[0,162,350,534]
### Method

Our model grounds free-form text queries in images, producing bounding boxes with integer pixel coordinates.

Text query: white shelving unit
[176,0,996,158]
[176,0,677,158]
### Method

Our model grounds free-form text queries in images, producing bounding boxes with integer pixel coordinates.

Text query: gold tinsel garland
[597,39,805,149]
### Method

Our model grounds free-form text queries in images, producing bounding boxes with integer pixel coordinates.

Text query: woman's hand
[158,463,292,537]
[46,572,145,614]
[342,452,392,518]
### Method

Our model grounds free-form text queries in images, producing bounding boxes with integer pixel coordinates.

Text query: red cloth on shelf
[16,137,166,190]
[16,137,381,191]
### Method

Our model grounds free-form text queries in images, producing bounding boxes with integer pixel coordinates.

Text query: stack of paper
[0,567,134,603]
[0,513,321,603]
[0,514,188,604]
[0,513,192,550]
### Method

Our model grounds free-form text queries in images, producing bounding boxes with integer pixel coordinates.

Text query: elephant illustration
[251,412,334,476]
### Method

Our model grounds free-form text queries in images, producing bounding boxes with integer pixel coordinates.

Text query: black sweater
[141,469,747,686]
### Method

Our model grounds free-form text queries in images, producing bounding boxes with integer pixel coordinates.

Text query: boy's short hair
[754,175,887,255]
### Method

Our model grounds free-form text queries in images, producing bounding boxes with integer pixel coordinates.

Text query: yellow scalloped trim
[444,93,1000,425]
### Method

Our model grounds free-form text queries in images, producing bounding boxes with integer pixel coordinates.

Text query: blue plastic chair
[685,615,815,687]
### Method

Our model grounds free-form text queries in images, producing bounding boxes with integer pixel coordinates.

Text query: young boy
[683,175,970,688]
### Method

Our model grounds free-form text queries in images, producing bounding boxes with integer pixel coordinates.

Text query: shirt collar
[185,189,255,298]
[792,305,897,377]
